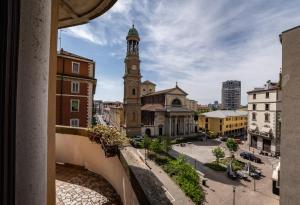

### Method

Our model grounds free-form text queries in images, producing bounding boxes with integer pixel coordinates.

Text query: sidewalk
[134,149,194,205]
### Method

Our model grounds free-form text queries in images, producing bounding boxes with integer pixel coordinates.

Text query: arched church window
[172,99,182,107]
[132,88,136,95]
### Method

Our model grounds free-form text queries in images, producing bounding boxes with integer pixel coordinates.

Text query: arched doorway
[145,128,151,137]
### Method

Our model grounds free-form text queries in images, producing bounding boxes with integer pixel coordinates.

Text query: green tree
[149,139,162,153]
[212,147,225,164]
[161,137,171,153]
[142,135,151,149]
[226,138,238,157]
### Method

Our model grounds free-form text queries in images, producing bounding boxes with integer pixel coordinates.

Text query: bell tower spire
[123,25,142,137]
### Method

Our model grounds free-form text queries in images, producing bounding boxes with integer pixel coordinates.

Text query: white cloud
[63,0,300,104]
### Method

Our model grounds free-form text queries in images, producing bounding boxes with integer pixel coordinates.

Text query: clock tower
[123,25,141,137]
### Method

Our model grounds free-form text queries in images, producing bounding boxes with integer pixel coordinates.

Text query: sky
[59,0,300,105]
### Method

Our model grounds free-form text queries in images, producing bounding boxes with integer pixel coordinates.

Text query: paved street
[171,139,279,205]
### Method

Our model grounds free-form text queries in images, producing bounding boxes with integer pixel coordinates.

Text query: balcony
[56,126,172,205]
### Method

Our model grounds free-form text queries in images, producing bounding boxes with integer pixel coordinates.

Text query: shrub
[160,155,204,204]
[220,158,245,171]
[212,147,225,164]
[149,138,162,153]
[205,162,226,171]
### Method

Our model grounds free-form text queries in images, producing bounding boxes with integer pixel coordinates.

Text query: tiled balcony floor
[56,163,121,205]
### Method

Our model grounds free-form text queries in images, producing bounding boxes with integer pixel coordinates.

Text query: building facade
[247,81,281,156]
[93,100,103,115]
[187,99,198,111]
[141,84,197,137]
[56,49,96,127]
[108,105,124,131]
[199,110,247,137]
[141,80,156,96]
[280,25,300,205]
[123,25,142,137]
[222,80,241,110]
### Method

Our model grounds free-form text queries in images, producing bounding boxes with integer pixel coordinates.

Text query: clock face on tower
[131,65,137,70]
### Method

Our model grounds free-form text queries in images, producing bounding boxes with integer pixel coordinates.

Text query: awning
[249,124,258,131]
[272,162,280,181]
[261,126,272,134]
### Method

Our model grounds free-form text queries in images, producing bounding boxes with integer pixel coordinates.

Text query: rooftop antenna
[59,29,67,50]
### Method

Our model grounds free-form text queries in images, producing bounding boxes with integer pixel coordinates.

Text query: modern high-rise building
[222,80,241,110]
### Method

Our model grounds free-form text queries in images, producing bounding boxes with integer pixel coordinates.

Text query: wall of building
[56,96,88,127]
[141,83,155,96]
[56,132,139,205]
[199,115,247,136]
[57,56,93,77]
[280,26,300,205]
[166,94,187,107]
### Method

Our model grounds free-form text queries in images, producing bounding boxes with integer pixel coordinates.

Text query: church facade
[140,83,197,137]
[123,26,197,138]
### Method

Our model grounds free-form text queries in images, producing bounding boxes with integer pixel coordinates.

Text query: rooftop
[58,49,94,62]
[247,81,280,94]
[143,86,188,97]
[142,80,156,86]
[201,110,248,118]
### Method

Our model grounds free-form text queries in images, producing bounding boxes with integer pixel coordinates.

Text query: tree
[142,135,151,150]
[212,147,225,164]
[226,138,238,158]
[149,138,162,153]
[161,137,171,153]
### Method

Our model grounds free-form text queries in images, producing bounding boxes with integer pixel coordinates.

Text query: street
[170,139,279,205]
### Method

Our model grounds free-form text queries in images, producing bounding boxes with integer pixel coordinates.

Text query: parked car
[240,152,262,163]
[220,136,228,141]
[234,138,242,144]
[243,162,262,179]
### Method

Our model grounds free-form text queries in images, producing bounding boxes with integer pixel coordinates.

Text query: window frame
[253,104,256,111]
[265,113,270,122]
[71,81,80,93]
[266,92,269,99]
[252,112,257,121]
[253,93,256,99]
[265,104,270,111]
[72,62,80,74]
[70,119,79,127]
[70,99,80,112]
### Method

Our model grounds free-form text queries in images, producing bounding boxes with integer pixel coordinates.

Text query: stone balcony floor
[56,163,121,205]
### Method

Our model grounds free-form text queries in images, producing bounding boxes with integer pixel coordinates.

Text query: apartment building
[222,80,241,110]
[247,81,281,156]
[199,110,247,137]
[56,49,96,127]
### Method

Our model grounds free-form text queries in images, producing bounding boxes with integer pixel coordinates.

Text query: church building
[123,25,197,138]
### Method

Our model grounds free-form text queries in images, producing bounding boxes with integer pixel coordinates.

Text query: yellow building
[199,110,248,137]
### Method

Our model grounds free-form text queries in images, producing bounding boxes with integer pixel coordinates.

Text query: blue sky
[59,0,300,105]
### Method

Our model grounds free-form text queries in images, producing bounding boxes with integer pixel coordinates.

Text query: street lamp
[233,186,236,205]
